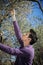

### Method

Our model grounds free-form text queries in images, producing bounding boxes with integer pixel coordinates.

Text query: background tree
[0,0,43,65]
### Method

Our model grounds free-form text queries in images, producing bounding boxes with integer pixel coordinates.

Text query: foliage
[0,0,43,65]
[33,25,43,65]
[0,1,32,62]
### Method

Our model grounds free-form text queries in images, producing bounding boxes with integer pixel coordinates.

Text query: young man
[0,9,38,65]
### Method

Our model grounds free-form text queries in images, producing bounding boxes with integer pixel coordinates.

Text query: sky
[27,1,43,27]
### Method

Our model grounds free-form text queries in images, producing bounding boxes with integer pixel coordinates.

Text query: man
[0,9,38,65]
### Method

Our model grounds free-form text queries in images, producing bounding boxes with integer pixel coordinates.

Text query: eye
[26,33,27,35]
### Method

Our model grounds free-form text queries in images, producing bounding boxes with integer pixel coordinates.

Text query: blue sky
[27,1,43,27]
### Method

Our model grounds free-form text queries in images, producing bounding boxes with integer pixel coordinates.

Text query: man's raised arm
[10,9,24,47]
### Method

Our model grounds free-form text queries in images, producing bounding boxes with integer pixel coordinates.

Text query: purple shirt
[0,21,34,65]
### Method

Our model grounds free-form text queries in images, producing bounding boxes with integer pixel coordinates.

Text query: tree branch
[27,0,43,13]
[0,0,43,22]
[1,0,43,13]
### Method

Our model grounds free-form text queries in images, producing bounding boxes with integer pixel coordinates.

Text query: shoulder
[24,45,34,57]
[20,45,34,56]
[27,45,34,58]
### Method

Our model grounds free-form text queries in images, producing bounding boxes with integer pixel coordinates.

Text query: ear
[28,38,31,42]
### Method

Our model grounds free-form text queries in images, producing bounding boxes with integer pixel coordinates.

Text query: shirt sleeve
[13,21,24,47]
[0,43,23,56]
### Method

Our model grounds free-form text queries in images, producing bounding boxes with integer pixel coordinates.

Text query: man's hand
[10,9,16,21]
[10,9,16,16]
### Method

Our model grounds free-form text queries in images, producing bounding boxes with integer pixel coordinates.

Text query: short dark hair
[29,29,38,45]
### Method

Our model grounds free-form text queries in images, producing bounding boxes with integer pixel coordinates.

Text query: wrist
[11,15,16,21]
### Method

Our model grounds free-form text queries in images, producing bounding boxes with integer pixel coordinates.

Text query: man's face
[22,32,32,46]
